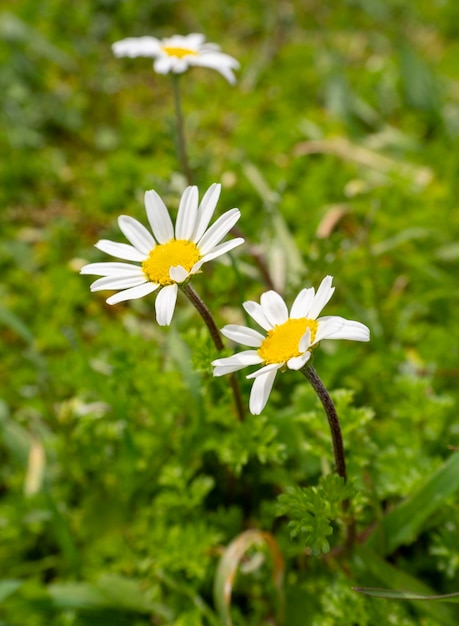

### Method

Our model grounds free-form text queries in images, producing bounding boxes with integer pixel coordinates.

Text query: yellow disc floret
[142,239,201,285]
[258,318,319,364]
[161,46,198,59]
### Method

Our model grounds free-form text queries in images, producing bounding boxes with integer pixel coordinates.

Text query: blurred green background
[2,0,459,624]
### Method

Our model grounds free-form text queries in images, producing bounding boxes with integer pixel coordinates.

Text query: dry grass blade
[24,437,46,496]
[294,138,433,187]
[213,529,285,626]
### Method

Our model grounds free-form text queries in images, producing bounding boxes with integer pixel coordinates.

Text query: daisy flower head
[80,184,244,326]
[212,276,370,415]
[112,33,240,84]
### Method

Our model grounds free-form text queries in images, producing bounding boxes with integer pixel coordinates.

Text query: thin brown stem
[182,283,245,421]
[301,363,355,550]
[301,364,346,480]
[182,283,223,350]
[230,225,275,290]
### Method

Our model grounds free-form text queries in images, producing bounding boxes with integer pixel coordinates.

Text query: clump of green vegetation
[2,1,459,624]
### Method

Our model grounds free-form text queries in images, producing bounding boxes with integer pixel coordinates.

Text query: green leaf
[0,580,22,603]
[354,587,459,603]
[365,452,459,555]
[0,401,31,466]
[398,44,440,114]
[354,546,456,625]
[48,575,172,618]
[0,305,34,344]
[276,475,355,555]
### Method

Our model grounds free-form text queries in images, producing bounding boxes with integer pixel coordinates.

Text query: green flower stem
[171,74,193,185]
[172,77,274,295]
[182,283,245,422]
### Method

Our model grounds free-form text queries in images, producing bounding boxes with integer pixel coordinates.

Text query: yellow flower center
[257,318,318,364]
[142,239,201,285]
[161,46,198,59]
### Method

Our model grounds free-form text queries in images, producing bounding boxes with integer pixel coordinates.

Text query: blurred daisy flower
[81,184,243,326]
[112,33,240,84]
[212,277,370,414]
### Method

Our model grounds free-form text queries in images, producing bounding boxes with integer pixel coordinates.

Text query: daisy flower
[212,277,370,415]
[112,33,240,84]
[80,184,244,326]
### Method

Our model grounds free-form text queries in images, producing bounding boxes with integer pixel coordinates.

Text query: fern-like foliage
[276,474,356,555]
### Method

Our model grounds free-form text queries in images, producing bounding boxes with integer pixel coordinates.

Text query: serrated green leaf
[276,476,355,555]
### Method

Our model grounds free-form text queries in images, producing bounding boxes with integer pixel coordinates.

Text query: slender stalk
[301,364,346,481]
[171,74,193,185]
[182,283,245,421]
[300,363,355,550]
[230,225,275,290]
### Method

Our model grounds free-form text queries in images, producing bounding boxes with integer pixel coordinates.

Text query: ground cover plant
[2,0,459,624]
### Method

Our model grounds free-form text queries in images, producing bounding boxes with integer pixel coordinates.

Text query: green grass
[2,1,459,624]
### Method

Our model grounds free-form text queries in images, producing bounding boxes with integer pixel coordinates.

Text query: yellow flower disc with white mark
[142,239,200,285]
[161,46,198,58]
[257,318,318,364]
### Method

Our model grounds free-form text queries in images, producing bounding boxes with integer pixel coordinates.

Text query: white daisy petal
[90,275,148,292]
[175,186,199,239]
[106,282,159,305]
[197,208,241,255]
[287,352,311,371]
[192,51,240,70]
[246,363,282,379]
[298,328,312,352]
[221,324,265,347]
[189,259,205,275]
[212,350,263,375]
[155,284,178,326]
[171,58,189,73]
[80,262,144,276]
[213,364,245,376]
[315,316,370,343]
[189,53,240,84]
[200,238,244,263]
[290,287,315,319]
[153,56,174,74]
[144,190,174,243]
[112,36,161,58]
[118,215,156,255]
[308,275,335,320]
[178,33,205,48]
[243,301,273,331]
[249,368,278,415]
[95,239,147,262]
[260,291,289,326]
[191,183,221,242]
[169,265,189,283]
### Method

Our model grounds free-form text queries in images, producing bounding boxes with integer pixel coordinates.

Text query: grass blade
[213,529,284,626]
[365,452,459,555]
[354,546,457,625]
[354,587,459,603]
